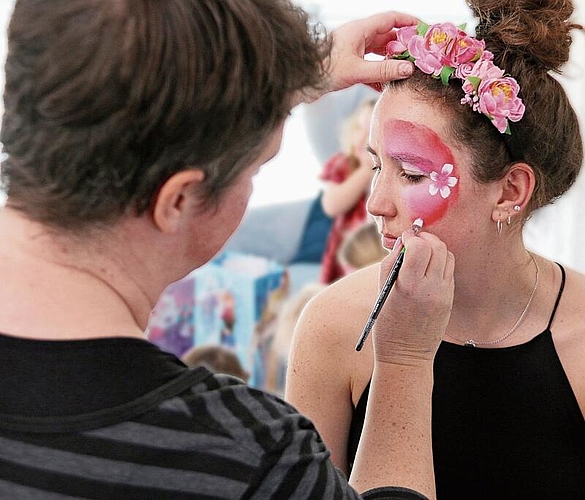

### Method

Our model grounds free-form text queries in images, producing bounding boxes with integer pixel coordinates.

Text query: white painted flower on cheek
[429,163,458,199]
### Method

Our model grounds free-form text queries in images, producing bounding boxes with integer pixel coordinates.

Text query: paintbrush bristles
[412,218,424,235]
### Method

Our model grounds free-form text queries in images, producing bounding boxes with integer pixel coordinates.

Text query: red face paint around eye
[384,120,459,225]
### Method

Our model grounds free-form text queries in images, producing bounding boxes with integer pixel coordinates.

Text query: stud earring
[514,205,521,211]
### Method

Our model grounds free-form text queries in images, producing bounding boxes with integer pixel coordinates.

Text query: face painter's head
[0,0,330,231]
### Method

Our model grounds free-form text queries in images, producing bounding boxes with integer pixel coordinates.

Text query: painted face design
[384,120,459,225]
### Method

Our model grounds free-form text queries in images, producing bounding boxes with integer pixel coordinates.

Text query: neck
[447,239,541,346]
[0,208,171,340]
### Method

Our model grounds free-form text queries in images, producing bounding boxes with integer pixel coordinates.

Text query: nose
[366,168,398,221]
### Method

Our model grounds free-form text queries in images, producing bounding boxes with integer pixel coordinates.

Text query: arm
[243,387,429,500]
[294,11,418,106]
[349,232,455,499]
[321,164,373,218]
[285,283,363,474]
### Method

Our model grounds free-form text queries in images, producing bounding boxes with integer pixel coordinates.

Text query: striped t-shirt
[0,334,426,499]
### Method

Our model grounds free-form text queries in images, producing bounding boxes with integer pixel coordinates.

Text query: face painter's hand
[294,11,417,105]
[372,230,454,366]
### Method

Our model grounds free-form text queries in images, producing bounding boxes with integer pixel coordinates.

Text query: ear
[152,169,205,234]
[491,162,535,225]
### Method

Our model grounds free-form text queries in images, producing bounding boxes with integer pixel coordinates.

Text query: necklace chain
[446,253,539,348]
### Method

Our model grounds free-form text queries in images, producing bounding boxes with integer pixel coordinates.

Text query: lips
[381,233,398,250]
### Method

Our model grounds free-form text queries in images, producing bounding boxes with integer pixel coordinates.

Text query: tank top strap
[546,263,566,330]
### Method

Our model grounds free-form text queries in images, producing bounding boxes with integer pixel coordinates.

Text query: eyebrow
[370,143,435,170]
[392,153,434,168]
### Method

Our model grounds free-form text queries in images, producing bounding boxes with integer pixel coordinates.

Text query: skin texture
[382,120,459,226]
[285,86,585,477]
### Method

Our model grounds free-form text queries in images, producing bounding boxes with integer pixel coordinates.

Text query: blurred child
[182,344,249,382]
[264,282,327,396]
[337,221,387,275]
[319,97,377,284]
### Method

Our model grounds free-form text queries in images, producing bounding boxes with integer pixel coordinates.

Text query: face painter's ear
[491,162,535,224]
[152,169,206,234]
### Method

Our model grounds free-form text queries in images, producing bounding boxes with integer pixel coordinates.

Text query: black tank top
[347,264,585,499]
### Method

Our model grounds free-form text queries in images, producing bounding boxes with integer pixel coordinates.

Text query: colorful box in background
[193,251,289,388]
[146,274,197,358]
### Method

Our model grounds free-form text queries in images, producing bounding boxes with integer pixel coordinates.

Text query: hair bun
[467,0,582,74]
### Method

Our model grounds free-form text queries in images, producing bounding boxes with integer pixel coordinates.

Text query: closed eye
[400,171,426,183]
[400,161,428,184]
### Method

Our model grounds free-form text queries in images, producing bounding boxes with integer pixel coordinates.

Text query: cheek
[403,183,458,226]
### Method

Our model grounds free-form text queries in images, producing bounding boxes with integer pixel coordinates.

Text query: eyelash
[400,171,426,184]
[369,156,427,184]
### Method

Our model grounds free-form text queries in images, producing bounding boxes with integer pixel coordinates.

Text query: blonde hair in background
[181,344,249,382]
[264,282,327,395]
[337,221,388,274]
[339,97,377,169]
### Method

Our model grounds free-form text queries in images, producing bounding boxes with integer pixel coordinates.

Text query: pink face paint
[384,120,459,225]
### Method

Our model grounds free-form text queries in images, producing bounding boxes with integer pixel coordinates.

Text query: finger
[416,232,449,280]
[378,237,405,282]
[357,11,421,46]
[365,31,398,54]
[399,232,432,281]
[352,58,415,85]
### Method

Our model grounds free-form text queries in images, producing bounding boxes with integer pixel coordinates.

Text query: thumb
[360,59,414,88]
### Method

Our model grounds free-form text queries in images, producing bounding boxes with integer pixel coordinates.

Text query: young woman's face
[367,88,494,251]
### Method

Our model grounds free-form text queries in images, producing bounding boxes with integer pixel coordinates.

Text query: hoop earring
[496,219,503,235]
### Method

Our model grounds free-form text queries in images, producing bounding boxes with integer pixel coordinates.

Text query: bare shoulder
[299,263,380,344]
[288,263,379,406]
[289,263,380,369]
[552,264,585,414]
[556,265,585,324]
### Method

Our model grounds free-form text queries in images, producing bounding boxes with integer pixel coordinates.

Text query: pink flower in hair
[461,59,504,95]
[480,50,495,62]
[454,62,474,79]
[386,25,418,56]
[425,23,459,59]
[407,23,461,76]
[408,36,443,75]
[454,48,492,79]
[384,21,525,134]
[445,34,484,66]
[477,77,526,133]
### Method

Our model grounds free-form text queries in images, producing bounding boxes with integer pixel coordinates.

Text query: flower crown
[386,22,525,134]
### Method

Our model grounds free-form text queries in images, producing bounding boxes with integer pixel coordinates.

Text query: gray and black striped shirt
[0,335,426,500]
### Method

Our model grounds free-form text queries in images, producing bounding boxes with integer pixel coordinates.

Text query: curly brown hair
[386,0,583,215]
[1,0,330,230]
